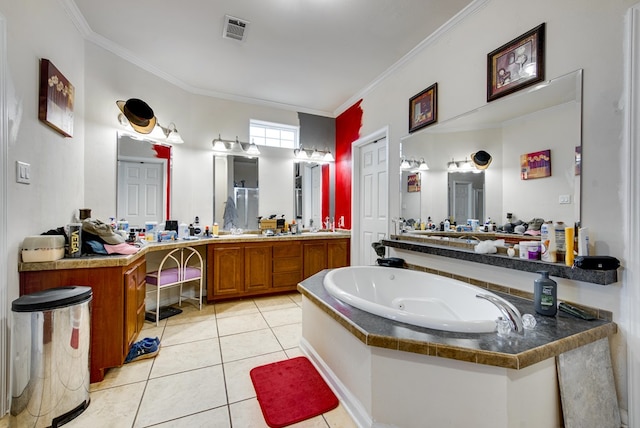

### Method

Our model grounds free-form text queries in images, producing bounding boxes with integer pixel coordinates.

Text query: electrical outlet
[16,161,30,185]
[559,194,571,204]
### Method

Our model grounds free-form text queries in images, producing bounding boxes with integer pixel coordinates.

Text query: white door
[117,161,164,228]
[356,136,388,265]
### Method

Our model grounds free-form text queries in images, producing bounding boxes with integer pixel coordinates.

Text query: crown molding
[333,0,489,117]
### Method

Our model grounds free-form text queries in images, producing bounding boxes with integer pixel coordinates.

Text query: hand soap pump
[534,271,557,316]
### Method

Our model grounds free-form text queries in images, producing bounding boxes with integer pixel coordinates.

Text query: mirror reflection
[400,69,582,230]
[214,155,259,231]
[117,132,171,228]
[294,162,324,230]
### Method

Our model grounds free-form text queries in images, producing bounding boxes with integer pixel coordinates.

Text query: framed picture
[407,173,421,192]
[487,23,545,102]
[520,149,551,180]
[409,83,437,133]
[39,58,74,137]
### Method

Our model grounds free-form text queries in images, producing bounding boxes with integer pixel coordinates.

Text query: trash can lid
[12,286,92,312]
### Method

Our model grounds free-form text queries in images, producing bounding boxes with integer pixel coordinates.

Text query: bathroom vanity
[18,232,350,383]
[298,270,617,428]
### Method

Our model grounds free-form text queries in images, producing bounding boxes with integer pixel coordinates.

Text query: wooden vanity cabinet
[303,238,350,277]
[273,242,303,289]
[208,244,244,297]
[19,257,147,383]
[245,243,273,292]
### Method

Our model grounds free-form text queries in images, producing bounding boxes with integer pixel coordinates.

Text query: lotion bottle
[540,221,557,263]
[534,271,557,316]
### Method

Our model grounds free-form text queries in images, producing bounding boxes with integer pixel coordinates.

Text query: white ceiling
[65,0,475,117]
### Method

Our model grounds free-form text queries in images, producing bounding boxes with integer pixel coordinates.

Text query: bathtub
[323,266,509,333]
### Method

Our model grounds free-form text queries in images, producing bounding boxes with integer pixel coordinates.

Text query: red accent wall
[335,100,363,230]
[321,163,330,222]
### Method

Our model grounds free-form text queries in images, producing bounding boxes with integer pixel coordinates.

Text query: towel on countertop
[104,243,140,255]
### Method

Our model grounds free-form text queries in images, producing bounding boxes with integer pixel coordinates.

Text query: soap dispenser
[534,271,557,316]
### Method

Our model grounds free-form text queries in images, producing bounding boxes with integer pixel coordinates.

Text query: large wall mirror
[213,155,259,230]
[400,69,582,229]
[294,162,325,229]
[117,132,172,228]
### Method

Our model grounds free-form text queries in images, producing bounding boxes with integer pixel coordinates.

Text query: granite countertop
[383,236,618,285]
[19,231,351,272]
[297,269,617,370]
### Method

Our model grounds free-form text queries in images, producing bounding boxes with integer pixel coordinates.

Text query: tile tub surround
[383,235,618,285]
[297,270,617,370]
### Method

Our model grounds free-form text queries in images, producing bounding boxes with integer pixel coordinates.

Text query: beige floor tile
[160,318,218,346]
[165,302,217,326]
[216,312,268,337]
[134,365,227,427]
[152,406,231,428]
[261,306,302,327]
[90,358,154,392]
[285,347,305,359]
[151,338,222,378]
[323,403,358,428]
[223,351,287,403]
[214,300,259,318]
[272,323,302,349]
[0,414,7,428]
[140,323,165,339]
[219,329,283,362]
[229,398,270,428]
[66,381,145,428]
[254,295,298,312]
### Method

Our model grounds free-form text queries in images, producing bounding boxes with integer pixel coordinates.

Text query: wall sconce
[401,157,428,171]
[116,99,183,144]
[293,147,334,163]
[447,157,482,173]
[211,135,260,156]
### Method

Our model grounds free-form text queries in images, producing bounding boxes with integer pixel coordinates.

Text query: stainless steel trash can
[11,286,92,428]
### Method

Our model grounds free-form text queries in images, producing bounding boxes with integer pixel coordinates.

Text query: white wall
[83,42,299,226]
[359,0,634,416]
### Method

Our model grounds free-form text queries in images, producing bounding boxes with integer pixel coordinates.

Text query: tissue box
[22,235,65,262]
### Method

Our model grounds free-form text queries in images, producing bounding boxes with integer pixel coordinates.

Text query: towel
[223,196,238,229]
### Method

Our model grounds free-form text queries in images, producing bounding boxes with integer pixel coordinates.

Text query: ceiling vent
[223,15,249,42]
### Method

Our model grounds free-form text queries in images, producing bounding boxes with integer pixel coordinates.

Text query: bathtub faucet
[476,293,524,334]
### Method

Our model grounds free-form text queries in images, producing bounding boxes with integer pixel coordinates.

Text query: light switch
[16,161,30,185]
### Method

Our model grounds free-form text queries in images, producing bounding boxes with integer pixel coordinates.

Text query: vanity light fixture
[293,147,334,163]
[246,139,261,155]
[161,123,184,144]
[400,158,412,170]
[116,99,183,144]
[211,135,260,156]
[418,158,429,171]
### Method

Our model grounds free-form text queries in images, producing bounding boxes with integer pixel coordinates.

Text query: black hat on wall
[471,150,492,170]
[116,98,157,134]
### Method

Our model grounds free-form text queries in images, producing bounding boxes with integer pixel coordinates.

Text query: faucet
[476,293,524,334]
[338,216,345,228]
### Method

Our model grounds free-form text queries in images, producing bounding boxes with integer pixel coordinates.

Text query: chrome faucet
[476,293,524,334]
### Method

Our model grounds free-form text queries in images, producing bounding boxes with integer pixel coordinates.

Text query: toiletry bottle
[565,226,575,267]
[212,222,219,237]
[534,271,557,316]
[179,222,189,239]
[554,221,566,263]
[193,216,202,236]
[444,218,450,231]
[540,221,557,263]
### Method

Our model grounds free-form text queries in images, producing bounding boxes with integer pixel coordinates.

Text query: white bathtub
[323,266,509,333]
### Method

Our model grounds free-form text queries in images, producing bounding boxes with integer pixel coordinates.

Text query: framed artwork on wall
[38,58,74,137]
[487,23,545,102]
[409,83,437,133]
[520,149,551,180]
[407,173,421,192]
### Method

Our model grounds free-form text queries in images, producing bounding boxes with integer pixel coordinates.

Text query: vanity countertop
[298,269,617,370]
[18,231,351,272]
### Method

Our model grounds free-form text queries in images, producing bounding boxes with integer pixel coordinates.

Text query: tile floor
[3,292,357,428]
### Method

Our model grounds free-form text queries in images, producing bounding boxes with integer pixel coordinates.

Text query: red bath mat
[250,356,339,427]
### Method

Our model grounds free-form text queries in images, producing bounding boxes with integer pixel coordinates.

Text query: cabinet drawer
[273,243,302,258]
[273,271,302,288]
[273,257,302,273]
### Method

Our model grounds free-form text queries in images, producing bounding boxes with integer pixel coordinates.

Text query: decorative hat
[471,150,492,170]
[116,98,157,134]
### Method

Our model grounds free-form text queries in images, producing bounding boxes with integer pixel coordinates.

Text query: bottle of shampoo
[534,271,557,316]
[540,221,557,263]
[554,221,566,263]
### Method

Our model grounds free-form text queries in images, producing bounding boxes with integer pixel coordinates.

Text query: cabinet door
[328,239,350,268]
[212,245,245,296]
[136,261,147,334]
[303,241,327,278]
[124,264,138,351]
[245,244,272,292]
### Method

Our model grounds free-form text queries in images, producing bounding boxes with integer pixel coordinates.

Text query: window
[249,120,299,149]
